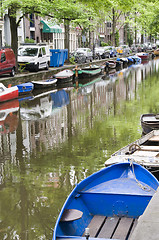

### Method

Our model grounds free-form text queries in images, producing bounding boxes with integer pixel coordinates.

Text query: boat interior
[56,164,157,240]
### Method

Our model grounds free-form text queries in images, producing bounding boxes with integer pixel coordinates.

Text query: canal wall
[0,59,107,86]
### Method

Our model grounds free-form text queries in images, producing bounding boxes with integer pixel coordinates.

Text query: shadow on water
[1,58,159,239]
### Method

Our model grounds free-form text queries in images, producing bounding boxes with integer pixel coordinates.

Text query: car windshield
[18,48,38,56]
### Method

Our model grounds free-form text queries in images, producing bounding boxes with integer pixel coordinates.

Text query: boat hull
[17,82,34,94]
[0,86,18,102]
[32,79,57,89]
[78,68,101,79]
[53,162,158,240]
[141,113,159,134]
[105,130,159,169]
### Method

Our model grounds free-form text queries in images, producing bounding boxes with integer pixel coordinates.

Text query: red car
[0,48,16,77]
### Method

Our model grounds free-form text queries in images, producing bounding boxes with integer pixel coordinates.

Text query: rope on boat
[128,159,156,192]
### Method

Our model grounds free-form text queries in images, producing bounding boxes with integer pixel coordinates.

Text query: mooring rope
[128,158,156,192]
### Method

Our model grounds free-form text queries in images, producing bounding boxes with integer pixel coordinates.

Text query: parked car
[18,44,50,72]
[0,47,16,77]
[75,48,93,62]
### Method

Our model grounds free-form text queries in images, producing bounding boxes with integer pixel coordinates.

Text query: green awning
[40,20,62,33]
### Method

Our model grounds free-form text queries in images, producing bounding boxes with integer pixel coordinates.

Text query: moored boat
[53,162,159,240]
[105,60,116,71]
[141,113,159,134]
[16,82,34,94]
[54,69,74,85]
[75,65,102,79]
[105,130,159,169]
[32,78,57,89]
[136,52,149,60]
[0,83,18,102]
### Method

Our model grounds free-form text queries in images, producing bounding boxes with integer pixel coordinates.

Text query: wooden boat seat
[60,209,83,222]
[83,215,137,240]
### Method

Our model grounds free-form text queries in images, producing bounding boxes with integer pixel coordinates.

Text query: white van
[18,44,50,72]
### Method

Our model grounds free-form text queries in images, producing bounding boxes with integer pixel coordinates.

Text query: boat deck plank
[140,145,159,151]
[86,215,106,237]
[149,135,159,142]
[98,217,119,238]
[85,215,136,239]
[112,217,133,240]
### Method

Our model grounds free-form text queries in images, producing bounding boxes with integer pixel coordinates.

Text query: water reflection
[0,58,159,239]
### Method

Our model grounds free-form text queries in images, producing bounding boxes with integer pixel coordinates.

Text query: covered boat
[141,113,159,134]
[105,130,159,169]
[54,69,74,85]
[16,82,34,94]
[32,78,57,89]
[53,162,158,240]
[0,83,18,102]
[75,65,102,79]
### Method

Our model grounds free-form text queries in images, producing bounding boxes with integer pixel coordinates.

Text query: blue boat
[16,82,34,95]
[53,162,158,240]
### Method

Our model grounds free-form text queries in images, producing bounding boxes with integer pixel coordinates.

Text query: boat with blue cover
[16,82,34,95]
[53,162,158,240]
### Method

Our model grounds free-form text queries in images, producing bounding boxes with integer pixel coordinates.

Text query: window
[42,47,46,55]
[1,53,6,62]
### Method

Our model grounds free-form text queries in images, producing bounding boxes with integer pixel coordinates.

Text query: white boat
[105,130,159,169]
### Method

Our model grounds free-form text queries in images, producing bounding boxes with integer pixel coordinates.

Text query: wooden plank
[128,219,138,239]
[98,217,119,238]
[60,209,83,222]
[112,217,134,240]
[140,146,159,151]
[84,215,106,237]
[149,135,159,142]
[132,150,159,157]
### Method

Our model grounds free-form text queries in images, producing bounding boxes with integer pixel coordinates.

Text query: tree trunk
[112,8,116,46]
[64,19,70,61]
[8,7,18,71]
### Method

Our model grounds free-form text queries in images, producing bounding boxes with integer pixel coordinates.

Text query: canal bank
[0,58,107,86]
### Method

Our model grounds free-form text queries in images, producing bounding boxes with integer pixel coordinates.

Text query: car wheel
[10,67,15,77]
[34,63,39,72]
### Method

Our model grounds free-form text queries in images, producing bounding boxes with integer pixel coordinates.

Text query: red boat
[136,52,149,60]
[0,83,18,102]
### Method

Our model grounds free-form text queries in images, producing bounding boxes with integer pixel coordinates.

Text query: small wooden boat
[136,52,149,60]
[16,82,34,94]
[105,130,159,169]
[75,65,102,79]
[32,78,57,89]
[54,69,74,85]
[105,60,116,71]
[53,162,158,240]
[141,113,159,134]
[0,83,18,102]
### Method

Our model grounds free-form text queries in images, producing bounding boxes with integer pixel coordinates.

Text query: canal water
[1,58,159,239]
